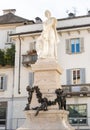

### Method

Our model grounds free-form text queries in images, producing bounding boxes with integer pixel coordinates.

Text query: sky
[0,0,90,21]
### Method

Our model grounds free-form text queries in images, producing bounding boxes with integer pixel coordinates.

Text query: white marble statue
[36,10,60,59]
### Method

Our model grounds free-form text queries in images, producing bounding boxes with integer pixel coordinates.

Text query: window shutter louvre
[80,38,84,52]
[3,75,7,90]
[66,69,71,85]
[7,31,9,42]
[6,31,13,43]
[29,72,34,87]
[80,68,86,84]
[9,31,12,42]
[66,39,71,54]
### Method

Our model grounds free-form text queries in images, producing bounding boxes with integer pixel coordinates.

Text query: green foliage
[0,44,15,67]
[0,49,5,66]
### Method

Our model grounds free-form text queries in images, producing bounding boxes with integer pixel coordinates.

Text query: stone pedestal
[16,59,74,130]
[17,110,74,130]
[30,59,63,109]
[31,59,63,91]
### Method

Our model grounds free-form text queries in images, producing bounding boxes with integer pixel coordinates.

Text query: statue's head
[45,10,51,18]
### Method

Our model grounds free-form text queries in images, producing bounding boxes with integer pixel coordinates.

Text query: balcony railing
[22,53,38,66]
[62,84,90,97]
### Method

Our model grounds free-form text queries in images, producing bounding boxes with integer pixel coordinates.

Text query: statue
[24,86,34,110]
[36,10,60,59]
[55,88,66,110]
[33,97,48,116]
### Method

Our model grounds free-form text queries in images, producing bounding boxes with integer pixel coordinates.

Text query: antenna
[87,8,90,15]
[66,10,69,14]
[72,7,77,16]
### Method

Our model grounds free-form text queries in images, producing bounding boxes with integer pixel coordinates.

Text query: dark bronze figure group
[25,86,66,116]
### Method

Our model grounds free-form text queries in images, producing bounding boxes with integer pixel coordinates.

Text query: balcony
[22,53,38,67]
[62,84,90,97]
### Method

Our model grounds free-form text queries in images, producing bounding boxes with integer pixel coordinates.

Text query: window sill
[67,52,84,55]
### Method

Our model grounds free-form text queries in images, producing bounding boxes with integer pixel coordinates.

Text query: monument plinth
[17,110,74,130]
[32,59,63,90]
[16,10,74,130]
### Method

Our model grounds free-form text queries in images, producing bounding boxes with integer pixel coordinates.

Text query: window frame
[67,104,87,126]
[6,30,13,44]
[66,37,84,54]
[66,68,86,85]
[71,38,80,53]
[0,102,7,127]
[72,69,80,84]
[0,74,7,91]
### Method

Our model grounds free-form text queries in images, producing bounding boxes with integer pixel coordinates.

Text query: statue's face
[45,10,51,18]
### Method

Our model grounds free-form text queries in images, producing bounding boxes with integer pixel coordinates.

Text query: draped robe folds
[36,12,59,59]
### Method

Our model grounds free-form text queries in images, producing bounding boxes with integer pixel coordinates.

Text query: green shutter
[80,68,86,84]
[66,69,72,85]
[29,72,34,87]
[66,39,71,54]
[80,38,84,52]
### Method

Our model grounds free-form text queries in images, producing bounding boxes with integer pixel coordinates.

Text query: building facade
[0,9,34,130]
[1,10,90,130]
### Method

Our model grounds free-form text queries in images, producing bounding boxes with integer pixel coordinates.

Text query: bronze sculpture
[25,85,66,116]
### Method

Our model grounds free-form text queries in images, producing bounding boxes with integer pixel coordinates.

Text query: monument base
[31,58,63,91]
[16,110,74,130]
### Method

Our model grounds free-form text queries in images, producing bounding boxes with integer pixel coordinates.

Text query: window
[67,104,87,125]
[0,75,7,90]
[29,72,34,87]
[30,41,36,52]
[66,38,84,54]
[71,38,80,53]
[66,68,86,85]
[6,30,13,44]
[0,102,7,126]
[72,69,80,84]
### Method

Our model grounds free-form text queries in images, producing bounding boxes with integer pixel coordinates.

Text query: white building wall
[58,29,90,84]
[14,36,35,97]
[57,16,90,28]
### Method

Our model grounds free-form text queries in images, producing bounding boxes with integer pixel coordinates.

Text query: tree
[5,44,15,66]
[0,49,5,66]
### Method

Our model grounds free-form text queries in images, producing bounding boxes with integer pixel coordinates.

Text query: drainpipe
[18,35,21,94]
[10,60,15,130]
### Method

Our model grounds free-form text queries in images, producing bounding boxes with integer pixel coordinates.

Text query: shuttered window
[66,38,84,54]
[0,75,7,90]
[29,72,34,87]
[6,31,13,44]
[66,68,86,85]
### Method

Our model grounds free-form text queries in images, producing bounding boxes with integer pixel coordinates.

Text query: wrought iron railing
[22,53,37,66]
[62,84,90,96]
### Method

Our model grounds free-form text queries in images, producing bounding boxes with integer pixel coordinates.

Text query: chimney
[87,10,90,15]
[68,12,75,18]
[3,9,16,14]
[35,17,42,23]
